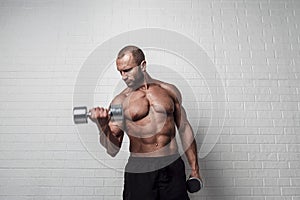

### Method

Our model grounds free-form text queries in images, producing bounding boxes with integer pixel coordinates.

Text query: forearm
[98,124,121,156]
[184,139,199,173]
[179,123,200,177]
[89,106,123,157]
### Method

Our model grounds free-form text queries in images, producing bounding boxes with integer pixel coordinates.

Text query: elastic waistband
[125,153,181,173]
[128,153,180,162]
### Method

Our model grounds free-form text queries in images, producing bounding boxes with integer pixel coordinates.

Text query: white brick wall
[0,0,299,199]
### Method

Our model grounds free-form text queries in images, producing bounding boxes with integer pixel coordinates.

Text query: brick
[264,178,291,187]
[278,153,300,161]
[290,161,300,169]
[205,161,234,170]
[260,128,284,135]
[229,110,257,119]
[260,144,287,152]
[233,144,260,152]
[203,152,221,161]
[257,111,281,119]
[276,135,300,144]
[266,197,292,200]
[247,135,275,144]
[280,169,300,178]
[235,178,263,186]
[233,161,262,169]
[200,169,222,178]
[262,161,289,169]
[223,169,249,178]
[287,145,300,152]
[220,135,247,144]
[221,152,248,161]
[250,169,279,178]
[252,187,281,195]
[244,102,272,111]
[282,187,300,196]
[248,152,277,161]
[83,178,104,187]
[230,127,259,135]
[236,197,264,200]
[291,179,300,186]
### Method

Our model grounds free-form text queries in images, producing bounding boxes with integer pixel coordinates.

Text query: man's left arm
[177,106,201,179]
[168,83,202,180]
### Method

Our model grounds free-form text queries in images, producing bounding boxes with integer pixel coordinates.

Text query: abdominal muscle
[125,113,179,157]
[129,136,179,157]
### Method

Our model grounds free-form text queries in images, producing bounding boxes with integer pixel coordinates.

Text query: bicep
[175,105,189,132]
[171,86,187,130]
[163,83,183,128]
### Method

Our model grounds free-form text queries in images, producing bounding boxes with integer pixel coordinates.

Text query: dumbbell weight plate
[73,106,89,124]
[109,104,123,121]
[186,177,203,193]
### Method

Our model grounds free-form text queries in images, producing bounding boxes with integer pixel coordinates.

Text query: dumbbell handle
[85,110,114,117]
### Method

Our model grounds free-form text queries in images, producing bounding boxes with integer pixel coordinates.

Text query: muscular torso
[118,82,179,157]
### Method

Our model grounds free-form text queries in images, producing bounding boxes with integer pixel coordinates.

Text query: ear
[141,60,146,72]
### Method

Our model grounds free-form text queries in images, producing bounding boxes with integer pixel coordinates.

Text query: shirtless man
[90,46,202,200]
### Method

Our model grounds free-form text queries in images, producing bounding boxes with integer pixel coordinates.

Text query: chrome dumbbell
[186,177,203,193]
[73,104,123,124]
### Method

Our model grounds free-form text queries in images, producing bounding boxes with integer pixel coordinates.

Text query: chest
[123,86,174,121]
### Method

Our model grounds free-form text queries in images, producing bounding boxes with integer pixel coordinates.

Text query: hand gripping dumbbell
[73,105,123,124]
[186,177,203,193]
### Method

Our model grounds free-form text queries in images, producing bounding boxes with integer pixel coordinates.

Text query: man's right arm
[90,107,124,157]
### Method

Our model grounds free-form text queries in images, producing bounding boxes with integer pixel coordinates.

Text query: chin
[127,84,139,90]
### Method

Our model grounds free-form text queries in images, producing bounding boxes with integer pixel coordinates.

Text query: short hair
[117,45,145,65]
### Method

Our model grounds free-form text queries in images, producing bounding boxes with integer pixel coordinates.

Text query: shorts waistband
[125,153,181,173]
[128,153,180,162]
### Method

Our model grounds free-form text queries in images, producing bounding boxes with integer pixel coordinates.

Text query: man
[90,45,202,200]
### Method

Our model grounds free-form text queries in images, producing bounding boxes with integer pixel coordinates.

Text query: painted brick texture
[0,0,299,199]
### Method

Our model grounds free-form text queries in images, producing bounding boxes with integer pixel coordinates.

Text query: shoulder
[159,81,182,104]
[111,88,128,105]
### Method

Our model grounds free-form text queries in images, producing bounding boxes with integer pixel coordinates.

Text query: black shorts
[123,154,190,200]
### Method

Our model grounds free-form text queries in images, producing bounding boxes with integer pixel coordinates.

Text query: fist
[89,107,110,126]
[190,170,202,182]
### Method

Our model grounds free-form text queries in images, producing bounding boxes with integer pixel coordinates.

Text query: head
[116,45,146,88]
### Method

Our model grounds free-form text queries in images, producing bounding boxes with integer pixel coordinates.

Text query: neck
[142,72,155,90]
[143,72,149,90]
[130,72,153,91]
